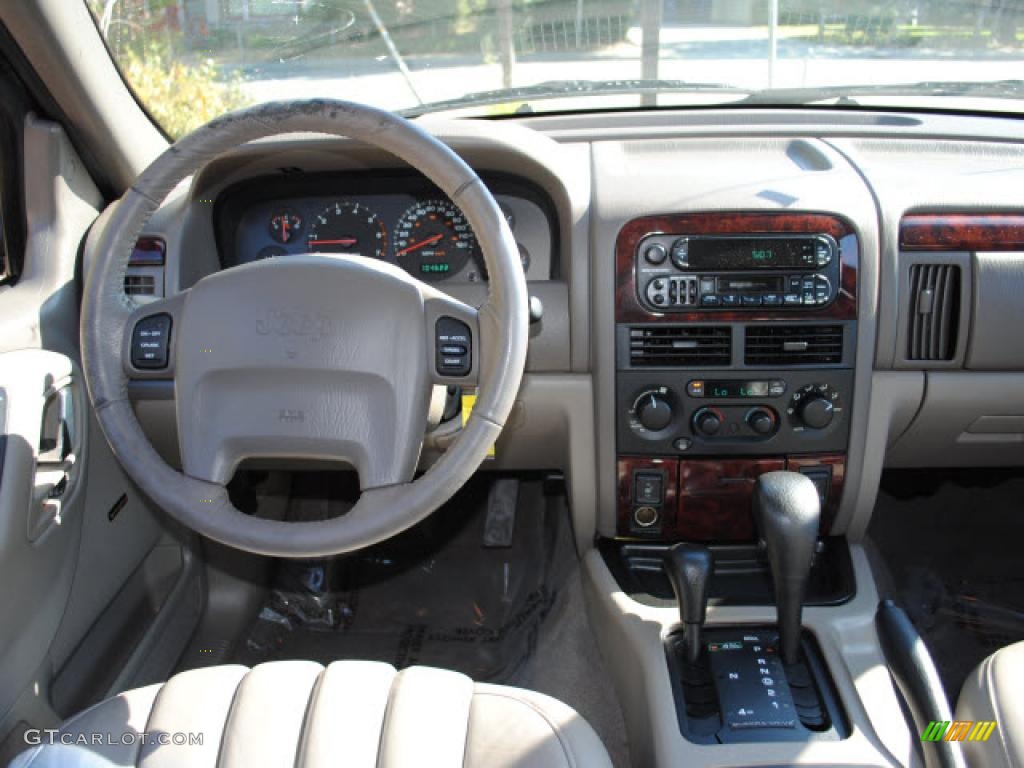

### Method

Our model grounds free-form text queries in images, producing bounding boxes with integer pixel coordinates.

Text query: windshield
[88,0,1024,137]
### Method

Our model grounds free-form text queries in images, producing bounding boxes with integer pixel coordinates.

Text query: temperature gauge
[268,208,303,244]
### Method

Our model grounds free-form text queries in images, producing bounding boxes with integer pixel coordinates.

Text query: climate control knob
[692,407,724,437]
[746,407,777,435]
[636,392,674,431]
[797,394,835,429]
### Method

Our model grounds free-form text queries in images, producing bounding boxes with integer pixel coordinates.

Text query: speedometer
[307,201,386,258]
[394,199,477,281]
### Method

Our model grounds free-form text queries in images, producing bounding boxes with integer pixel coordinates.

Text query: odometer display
[393,199,476,282]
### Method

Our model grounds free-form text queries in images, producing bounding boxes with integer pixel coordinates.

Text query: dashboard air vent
[907,263,960,362]
[124,274,156,296]
[744,325,843,365]
[629,326,731,366]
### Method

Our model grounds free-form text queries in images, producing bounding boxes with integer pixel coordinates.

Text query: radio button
[801,276,816,291]
[700,295,720,307]
[783,294,802,306]
[644,243,668,265]
[816,246,832,267]
[670,238,689,269]
[762,294,782,306]
[742,295,762,307]
[721,294,740,307]
[789,276,802,291]
[700,277,716,294]
[802,292,816,305]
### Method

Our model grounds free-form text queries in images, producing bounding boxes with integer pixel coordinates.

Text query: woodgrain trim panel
[616,454,846,542]
[900,214,1024,252]
[614,212,858,323]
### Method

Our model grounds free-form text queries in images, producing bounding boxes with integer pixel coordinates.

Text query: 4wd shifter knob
[753,471,820,665]
[664,543,714,664]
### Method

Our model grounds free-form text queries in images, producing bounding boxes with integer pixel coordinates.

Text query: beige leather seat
[11,660,612,768]
[955,640,1024,768]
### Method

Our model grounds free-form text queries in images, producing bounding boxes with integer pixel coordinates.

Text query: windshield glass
[88,0,1024,137]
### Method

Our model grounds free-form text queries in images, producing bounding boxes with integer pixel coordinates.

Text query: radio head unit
[636,234,840,311]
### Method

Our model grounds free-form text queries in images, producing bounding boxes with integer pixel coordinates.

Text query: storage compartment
[967,251,1024,370]
[886,372,1024,466]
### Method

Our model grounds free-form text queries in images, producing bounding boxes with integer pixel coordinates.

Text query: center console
[614,212,858,542]
[611,211,860,749]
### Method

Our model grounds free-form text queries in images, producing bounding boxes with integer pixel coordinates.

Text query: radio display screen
[686,237,818,270]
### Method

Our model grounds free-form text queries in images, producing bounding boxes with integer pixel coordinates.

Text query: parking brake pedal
[483,478,519,548]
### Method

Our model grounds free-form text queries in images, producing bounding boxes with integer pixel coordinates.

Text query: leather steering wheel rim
[81,100,528,558]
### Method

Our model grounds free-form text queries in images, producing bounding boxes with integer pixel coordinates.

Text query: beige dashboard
[127,111,1024,550]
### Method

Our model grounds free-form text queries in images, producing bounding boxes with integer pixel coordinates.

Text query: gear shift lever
[663,543,714,664]
[753,471,821,665]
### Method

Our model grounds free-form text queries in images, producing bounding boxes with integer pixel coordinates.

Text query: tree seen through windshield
[88,0,1024,137]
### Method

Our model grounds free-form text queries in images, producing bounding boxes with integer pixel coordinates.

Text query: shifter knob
[663,543,714,664]
[753,471,820,665]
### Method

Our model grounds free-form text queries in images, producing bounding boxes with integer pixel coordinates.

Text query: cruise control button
[435,317,472,377]
[131,314,172,369]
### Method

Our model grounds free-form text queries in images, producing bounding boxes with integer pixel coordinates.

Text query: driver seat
[11,660,613,768]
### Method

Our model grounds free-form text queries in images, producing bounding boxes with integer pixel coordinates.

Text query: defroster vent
[629,326,731,366]
[745,325,844,365]
[907,263,960,362]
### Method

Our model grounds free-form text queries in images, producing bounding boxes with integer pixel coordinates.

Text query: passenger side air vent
[907,263,960,362]
[629,326,731,367]
[744,325,844,365]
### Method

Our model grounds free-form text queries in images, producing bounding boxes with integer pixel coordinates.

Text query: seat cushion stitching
[374,667,401,768]
[984,654,1013,766]
[471,691,579,768]
[213,668,252,768]
[292,665,327,768]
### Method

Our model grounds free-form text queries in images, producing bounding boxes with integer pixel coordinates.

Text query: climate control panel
[618,370,852,457]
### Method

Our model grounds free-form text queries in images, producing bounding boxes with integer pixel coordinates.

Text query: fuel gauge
[268,208,303,244]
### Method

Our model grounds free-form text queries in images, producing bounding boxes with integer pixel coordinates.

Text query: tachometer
[394,199,477,281]
[307,201,387,258]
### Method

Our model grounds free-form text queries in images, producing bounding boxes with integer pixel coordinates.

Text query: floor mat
[234,475,560,683]
[869,470,1024,703]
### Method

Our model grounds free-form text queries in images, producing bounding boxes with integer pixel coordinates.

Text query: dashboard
[214,172,556,283]
[123,111,1024,555]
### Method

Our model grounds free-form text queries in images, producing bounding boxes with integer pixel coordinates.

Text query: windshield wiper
[401,79,753,117]
[739,80,1024,106]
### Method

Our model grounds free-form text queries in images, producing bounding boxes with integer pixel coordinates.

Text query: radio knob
[644,243,668,265]
[746,407,776,435]
[797,395,835,430]
[637,392,674,431]
[692,407,723,437]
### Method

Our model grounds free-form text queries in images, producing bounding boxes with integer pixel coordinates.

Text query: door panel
[0,114,172,746]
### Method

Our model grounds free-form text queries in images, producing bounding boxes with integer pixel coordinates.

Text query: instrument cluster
[219,174,553,284]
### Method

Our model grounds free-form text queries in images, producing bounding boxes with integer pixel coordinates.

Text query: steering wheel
[81,100,528,558]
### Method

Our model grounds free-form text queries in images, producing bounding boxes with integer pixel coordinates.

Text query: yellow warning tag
[461,393,496,458]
